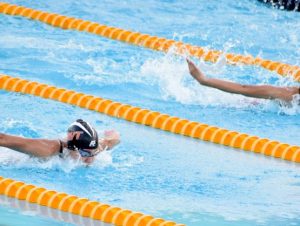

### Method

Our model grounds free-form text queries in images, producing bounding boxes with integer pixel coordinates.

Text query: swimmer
[0,119,120,164]
[187,58,299,102]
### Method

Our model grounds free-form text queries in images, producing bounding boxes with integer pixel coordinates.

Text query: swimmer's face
[81,156,94,164]
[68,148,97,164]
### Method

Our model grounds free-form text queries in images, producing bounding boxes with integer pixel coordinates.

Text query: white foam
[0,35,101,52]
[137,52,300,115]
[0,147,133,173]
[0,147,74,173]
[276,94,300,115]
[0,146,116,173]
[92,151,113,169]
[112,154,144,169]
[139,54,264,108]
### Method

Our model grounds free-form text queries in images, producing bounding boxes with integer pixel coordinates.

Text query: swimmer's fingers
[186,58,197,71]
[186,58,196,68]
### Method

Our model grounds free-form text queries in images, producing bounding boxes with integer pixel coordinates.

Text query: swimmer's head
[67,119,98,151]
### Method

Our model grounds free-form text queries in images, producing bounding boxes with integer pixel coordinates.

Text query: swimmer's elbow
[33,140,60,158]
[47,141,60,156]
[234,84,253,95]
[240,85,272,99]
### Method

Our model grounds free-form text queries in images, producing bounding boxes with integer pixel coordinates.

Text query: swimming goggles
[77,148,100,158]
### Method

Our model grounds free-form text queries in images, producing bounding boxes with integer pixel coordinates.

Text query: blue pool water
[0,203,73,226]
[0,0,300,225]
[0,195,109,226]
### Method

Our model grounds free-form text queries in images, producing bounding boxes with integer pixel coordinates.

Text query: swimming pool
[0,0,300,225]
[0,198,74,226]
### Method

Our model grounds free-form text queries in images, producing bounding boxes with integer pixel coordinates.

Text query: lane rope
[0,74,299,163]
[0,176,184,226]
[0,2,299,81]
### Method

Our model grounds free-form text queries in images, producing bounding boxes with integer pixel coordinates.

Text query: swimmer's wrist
[99,139,109,151]
[198,76,209,85]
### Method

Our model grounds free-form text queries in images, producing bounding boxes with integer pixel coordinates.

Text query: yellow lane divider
[0,2,299,82]
[0,176,184,226]
[0,74,299,163]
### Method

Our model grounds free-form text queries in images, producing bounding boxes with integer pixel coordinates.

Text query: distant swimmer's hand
[186,58,206,84]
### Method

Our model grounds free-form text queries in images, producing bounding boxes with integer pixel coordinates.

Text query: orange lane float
[0,176,184,226]
[0,74,299,163]
[0,2,299,81]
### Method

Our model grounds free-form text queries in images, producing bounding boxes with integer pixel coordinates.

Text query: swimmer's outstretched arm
[0,133,60,157]
[187,58,298,102]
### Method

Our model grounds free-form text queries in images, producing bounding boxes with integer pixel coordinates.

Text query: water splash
[0,147,78,173]
[276,94,300,115]
[139,52,300,115]
[139,54,264,108]
[0,145,142,173]
[0,35,101,52]
[111,153,144,169]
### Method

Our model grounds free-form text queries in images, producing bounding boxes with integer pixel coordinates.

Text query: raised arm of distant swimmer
[0,133,60,157]
[186,58,298,102]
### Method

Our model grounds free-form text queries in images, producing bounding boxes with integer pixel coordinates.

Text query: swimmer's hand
[100,130,120,151]
[186,58,207,84]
